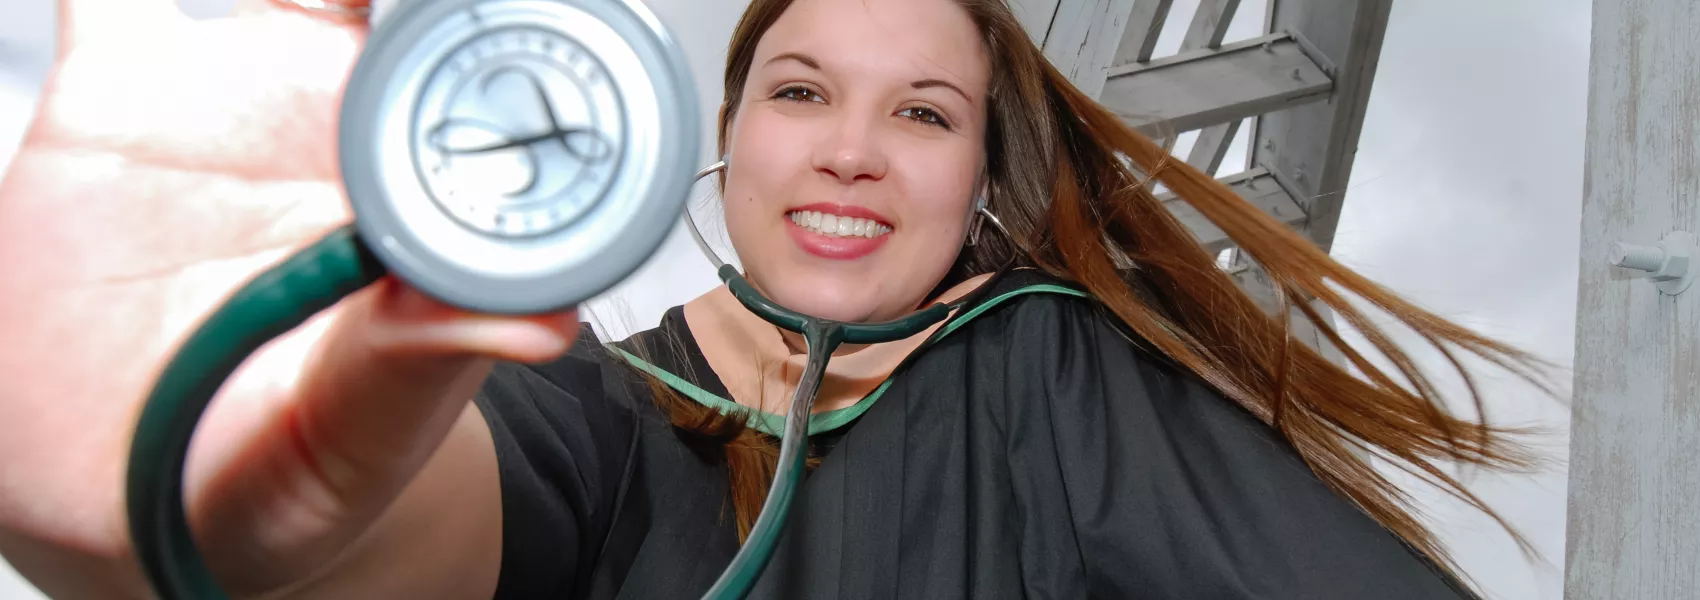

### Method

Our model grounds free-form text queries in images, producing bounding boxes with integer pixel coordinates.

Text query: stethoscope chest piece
[339,0,700,314]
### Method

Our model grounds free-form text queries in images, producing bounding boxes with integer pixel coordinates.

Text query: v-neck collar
[608,305,886,437]
[607,270,1091,438]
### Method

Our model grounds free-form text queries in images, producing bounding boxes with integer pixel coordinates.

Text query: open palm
[0,2,576,596]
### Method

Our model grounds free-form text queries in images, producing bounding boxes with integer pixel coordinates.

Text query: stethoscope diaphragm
[339,0,700,314]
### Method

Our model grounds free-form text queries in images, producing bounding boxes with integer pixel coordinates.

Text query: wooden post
[1565,0,1700,597]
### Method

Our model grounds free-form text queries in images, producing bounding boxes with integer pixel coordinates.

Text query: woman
[0,0,1545,597]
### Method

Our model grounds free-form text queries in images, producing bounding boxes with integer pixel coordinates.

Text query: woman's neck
[684,273,995,417]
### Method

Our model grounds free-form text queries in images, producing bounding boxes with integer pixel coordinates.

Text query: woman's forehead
[752,0,990,97]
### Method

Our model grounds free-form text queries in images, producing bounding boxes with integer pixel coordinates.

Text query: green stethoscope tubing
[124,4,1064,592]
[609,276,1091,596]
[125,225,386,600]
[609,279,1091,440]
[123,228,1016,599]
[696,262,973,599]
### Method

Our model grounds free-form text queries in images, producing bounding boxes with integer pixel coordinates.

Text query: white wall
[0,1,1583,598]
[577,0,745,342]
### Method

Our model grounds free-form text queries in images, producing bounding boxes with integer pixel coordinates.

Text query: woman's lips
[784,203,893,260]
[790,202,892,225]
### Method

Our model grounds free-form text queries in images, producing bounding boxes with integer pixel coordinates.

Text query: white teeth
[787,210,891,238]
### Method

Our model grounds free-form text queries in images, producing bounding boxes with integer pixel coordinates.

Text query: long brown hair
[634,0,1549,589]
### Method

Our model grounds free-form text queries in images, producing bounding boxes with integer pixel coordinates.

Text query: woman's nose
[812,113,888,184]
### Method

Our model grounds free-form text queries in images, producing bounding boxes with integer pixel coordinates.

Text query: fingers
[60,0,372,49]
[57,0,185,53]
[231,0,371,25]
[363,278,583,365]
[235,0,417,31]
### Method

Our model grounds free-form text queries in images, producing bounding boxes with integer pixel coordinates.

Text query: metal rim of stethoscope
[336,0,703,315]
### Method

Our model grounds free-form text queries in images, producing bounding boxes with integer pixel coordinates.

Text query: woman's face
[721,0,991,324]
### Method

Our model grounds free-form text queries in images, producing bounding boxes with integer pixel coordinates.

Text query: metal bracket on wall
[1609,230,1696,296]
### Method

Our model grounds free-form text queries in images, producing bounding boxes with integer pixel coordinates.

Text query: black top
[472,270,1474,599]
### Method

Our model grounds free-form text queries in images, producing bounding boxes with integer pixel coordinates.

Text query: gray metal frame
[1015,0,1392,348]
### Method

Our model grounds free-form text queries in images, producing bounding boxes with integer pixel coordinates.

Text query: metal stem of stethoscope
[686,160,733,271]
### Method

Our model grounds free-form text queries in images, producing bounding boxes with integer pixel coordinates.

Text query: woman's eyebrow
[913,79,972,104]
[764,51,974,104]
[764,51,821,70]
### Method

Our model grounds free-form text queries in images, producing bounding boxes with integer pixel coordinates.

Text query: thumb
[360,277,584,365]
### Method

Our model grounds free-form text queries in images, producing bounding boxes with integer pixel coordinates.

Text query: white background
[0,0,1585,598]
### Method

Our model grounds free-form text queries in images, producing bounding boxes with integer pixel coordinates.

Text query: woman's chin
[774,296,871,323]
[758,283,881,324]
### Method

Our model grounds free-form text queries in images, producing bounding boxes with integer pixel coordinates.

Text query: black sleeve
[999,295,1476,599]
[473,326,639,599]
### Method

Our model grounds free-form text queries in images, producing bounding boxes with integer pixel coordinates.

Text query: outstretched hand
[0,1,577,596]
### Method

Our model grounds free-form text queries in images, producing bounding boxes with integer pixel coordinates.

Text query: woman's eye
[775,86,824,103]
[899,107,951,130]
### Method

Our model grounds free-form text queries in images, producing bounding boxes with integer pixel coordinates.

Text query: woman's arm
[0,275,527,599]
[0,5,591,596]
[210,403,507,600]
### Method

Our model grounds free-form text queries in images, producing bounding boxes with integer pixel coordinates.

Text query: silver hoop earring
[967,205,1010,247]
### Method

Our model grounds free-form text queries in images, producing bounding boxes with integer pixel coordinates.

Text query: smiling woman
[568,0,1549,597]
[718,5,989,325]
[0,0,1552,598]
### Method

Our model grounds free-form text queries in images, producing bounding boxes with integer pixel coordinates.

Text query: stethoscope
[121,0,1004,598]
